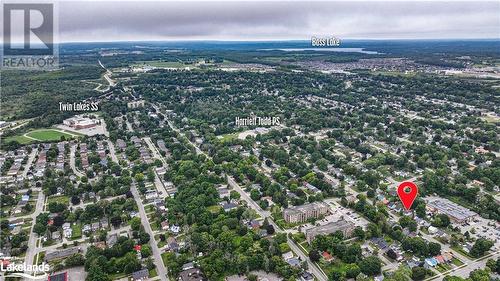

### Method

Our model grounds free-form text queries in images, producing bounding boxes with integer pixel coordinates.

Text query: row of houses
[55,142,66,172]
[131,136,153,164]
[0,149,28,178]
[80,143,89,169]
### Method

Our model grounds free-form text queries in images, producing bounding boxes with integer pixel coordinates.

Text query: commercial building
[305,219,356,243]
[283,202,329,223]
[427,198,477,224]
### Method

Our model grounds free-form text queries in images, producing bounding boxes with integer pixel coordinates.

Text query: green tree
[358,256,382,276]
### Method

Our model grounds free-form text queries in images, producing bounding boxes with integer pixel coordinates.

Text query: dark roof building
[178,268,206,281]
[132,269,149,281]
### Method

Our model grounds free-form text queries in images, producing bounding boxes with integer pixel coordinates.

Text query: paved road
[107,130,169,280]
[131,185,169,281]
[23,192,46,272]
[70,144,85,178]
[98,60,116,91]
[107,140,119,163]
[427,251,500,280]
[22,149,37,177]
[143,137,167,167]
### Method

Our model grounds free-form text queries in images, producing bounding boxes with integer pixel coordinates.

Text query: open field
[26,129,74,141]
[2,135,34,144]
[3,128,83,145]
[134,60,190,68]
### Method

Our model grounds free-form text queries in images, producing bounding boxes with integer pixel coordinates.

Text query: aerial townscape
[0,2,499,281]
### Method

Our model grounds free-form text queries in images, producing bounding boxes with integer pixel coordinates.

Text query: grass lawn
[149,268,158,278]
[48,195,69,205]
[151,222,160,231]
[158,240,167,248]
[436,264,451,272]
[451,246,474,259]
[26,129,74,141]
[451,258,464,266]
[161,252,170,266]
[3,135,34,144]
[298,241,311,254]
[481,115,500,124]
[35,251,46,265]
[71,224,82,239]
[217,133,238,142]
[207,205,222,213]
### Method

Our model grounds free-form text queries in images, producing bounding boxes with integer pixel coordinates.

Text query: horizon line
[17,37,500,45]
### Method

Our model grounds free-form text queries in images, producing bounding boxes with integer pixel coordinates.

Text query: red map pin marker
[397,181,418,210]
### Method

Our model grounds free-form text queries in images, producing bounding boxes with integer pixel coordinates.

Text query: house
[116,139,127,151]
[51,231,61,240]
[167,237,179,252]
[222,202,238,212]
[424,258,438,268]
[282,251,294,260]
[132,269,149,281]
[286,257,301,267]
[246,219,260,230]
[145,190,159,201]
[218,188,230,199]
[178,267,205,281]
[301,272,314,281]
[322,251,334,262]
[94,241,106,250]
[170,225,180,234]
[182,262,195,271]
[100,218,109,228]
[428,226,438,234]
[91,222,100,231]
[161,221,170,231]
[63,228,72,239]
[303,182,321,194]
[107,234,118,247]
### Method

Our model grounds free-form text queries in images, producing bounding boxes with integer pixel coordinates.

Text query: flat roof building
[427,198,477,224]
[305,219,356,243]
[283,202,329,224]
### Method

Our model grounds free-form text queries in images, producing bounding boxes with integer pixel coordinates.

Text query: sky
[6,0,500,42]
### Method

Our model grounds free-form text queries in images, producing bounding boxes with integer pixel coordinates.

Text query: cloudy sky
[20,0,500,42]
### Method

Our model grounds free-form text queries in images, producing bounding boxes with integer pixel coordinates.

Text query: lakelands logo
[0,257,49,280]
[2,1,59,70]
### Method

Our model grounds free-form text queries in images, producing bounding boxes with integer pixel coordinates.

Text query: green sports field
[26,129,74,141]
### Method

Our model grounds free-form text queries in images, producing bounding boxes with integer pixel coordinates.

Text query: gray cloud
[53,1,500,41]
